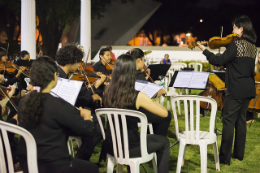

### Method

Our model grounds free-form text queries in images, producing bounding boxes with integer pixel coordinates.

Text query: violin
[0,60,30,77]
[105,59,115,71]
[189,34,238,50]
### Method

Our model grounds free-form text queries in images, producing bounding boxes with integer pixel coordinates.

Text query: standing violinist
[197,15,257,165]
[56,45,106,161]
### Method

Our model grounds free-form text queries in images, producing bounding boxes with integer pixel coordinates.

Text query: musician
[17,56,98,173]
[93,48,112,76]
[197,15,257,165]
[16,50,30,61]
[56,45,106,108]
[160,54,171,64]
[102,54,170,173]
[127,48,171,136]
[107,46,116,60]
[56,45,106,161]
[0,47,27,87]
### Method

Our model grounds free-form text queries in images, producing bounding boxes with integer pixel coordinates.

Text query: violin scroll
[188,41,208,50]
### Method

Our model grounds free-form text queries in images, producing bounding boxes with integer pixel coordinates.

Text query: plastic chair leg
[152,154,158,173]
[176,141,186,173]
[107,156,116,173]
[199,142,207,173]
[160,96,164,105]
[213,141,220,171]
[130,161,139,173]
[116,164,123,173]
[181,146,186,167]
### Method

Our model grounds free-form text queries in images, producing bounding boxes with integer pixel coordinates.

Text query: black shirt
[92,60,111,75]
[57,66,94,107]
[136,70,147,81]
[203,39,257,99]
[18,93,94,165]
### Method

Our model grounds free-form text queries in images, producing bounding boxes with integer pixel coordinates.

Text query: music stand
[148,64,171,80]
[16,60,35,68]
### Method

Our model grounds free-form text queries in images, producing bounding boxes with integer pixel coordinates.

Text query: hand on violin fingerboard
[196,42,206,51]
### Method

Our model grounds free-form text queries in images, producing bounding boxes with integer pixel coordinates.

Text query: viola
[143,65,155,83]
[189,34,238,50]
[200,82,224,110]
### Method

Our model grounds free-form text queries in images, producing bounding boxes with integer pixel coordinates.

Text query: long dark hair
[103,54,136,108]
[19,56,57,127]
[127,48,144,61]
[233,15,257,44]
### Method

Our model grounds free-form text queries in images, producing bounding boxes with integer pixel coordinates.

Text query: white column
[80,0,91,63]
[21,0,36,59]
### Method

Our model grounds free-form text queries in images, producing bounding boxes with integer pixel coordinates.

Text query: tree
[0,0,134,57]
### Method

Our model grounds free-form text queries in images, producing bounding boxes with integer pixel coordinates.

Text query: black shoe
[232,155,243,161]
[214,159,230,166]
[219,159,230,166]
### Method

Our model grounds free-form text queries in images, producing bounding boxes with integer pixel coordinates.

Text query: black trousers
[76,114,105,161]
[219,93,251,163]
[138,108,172,136]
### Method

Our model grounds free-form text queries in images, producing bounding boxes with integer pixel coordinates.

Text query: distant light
[200,19,203,22]
[181,41,184,45]
[186,33,191,37]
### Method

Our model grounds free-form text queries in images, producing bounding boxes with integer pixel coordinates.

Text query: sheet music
[213,70,225,73]
[51,78,83,105]
[188,72,209,89]
[135,80,163,98]
[173,71,193,88]
[135,80,148,91]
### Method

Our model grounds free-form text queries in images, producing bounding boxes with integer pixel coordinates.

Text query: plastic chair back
[171,95,217,144]
[189,63,203,72]
[170,63,187,71]
[95,108,152,165]
[0,121,38,173]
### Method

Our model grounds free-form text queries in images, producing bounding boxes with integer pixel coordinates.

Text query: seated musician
[102,54,170,173]
[0,47,27,89]
[17,56,99,173]
[56,45,106,161]
[15,50,30,61]
[246,51,260,123]
[160,54,171,64]
[126,48,171,137]
[92,48,112,96]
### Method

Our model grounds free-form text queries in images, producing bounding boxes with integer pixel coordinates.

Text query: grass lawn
[85,89,260,173]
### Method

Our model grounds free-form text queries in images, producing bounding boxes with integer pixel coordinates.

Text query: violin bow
[218,26,223,54]
[85,47,91,64]
[79,63,96,94]
[0,86,18,112]
[100,56,114,70]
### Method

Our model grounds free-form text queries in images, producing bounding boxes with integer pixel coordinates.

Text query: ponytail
[19,56,57,127]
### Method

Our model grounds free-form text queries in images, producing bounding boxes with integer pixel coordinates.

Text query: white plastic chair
[0,121,38,173]
[170,62,187,71]
[189,62,203,72]
[171,95,220,173]
[67,136,82,157]
[95,108,157,173]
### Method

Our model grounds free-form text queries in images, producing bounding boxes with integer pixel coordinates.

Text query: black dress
[102,91,170,172]
[18,93,99,173]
